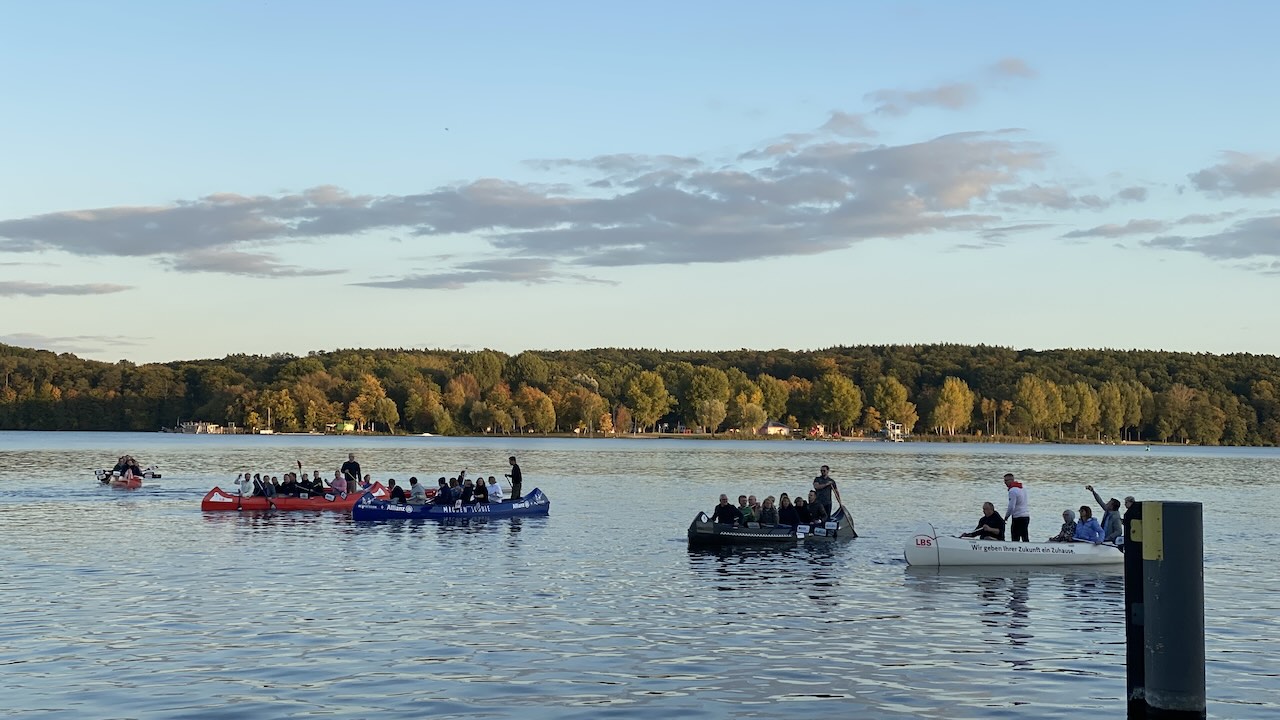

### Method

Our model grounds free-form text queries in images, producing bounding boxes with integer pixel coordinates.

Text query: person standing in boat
[961,502,1006,540]
[505,456,523,499]
[812,465,837,517]
[1003,473,1030,542]
[340,453,361,487]
[710,494,742,525]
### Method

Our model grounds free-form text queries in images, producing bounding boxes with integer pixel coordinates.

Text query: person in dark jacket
[777,493,800,527]
[709,494,742,525]
[961,502,1006,540]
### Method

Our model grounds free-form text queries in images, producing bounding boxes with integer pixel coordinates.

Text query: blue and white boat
[352,488,551,521]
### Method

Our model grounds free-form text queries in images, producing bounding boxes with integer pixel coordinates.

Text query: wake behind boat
[687,506,858,546]
[905,523,1123,566]
[352,488,550,520]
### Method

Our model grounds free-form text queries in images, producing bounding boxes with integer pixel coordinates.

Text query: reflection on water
[0,433,1276,719]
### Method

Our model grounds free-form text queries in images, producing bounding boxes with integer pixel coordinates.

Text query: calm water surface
[1,432,1277,719]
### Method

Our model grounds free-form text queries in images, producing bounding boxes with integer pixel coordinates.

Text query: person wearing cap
[1003,473,1030,542]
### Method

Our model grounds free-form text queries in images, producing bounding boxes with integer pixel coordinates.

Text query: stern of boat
[904,523,941,566]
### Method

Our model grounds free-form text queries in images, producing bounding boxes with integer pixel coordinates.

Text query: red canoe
[110,477,144,490]
[200,482,389,511]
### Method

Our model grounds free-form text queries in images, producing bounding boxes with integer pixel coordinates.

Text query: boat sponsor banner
[968,541,1086,555]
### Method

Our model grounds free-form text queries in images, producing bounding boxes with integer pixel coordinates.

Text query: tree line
[1,343,1278,446]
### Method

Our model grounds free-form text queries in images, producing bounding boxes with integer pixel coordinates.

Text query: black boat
[687,506,858,546]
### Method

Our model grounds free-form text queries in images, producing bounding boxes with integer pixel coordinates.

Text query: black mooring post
[1124,502,1146,719]
[1142,501,1206,720]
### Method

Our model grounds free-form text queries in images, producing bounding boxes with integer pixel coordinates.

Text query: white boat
[904,523,1123,567]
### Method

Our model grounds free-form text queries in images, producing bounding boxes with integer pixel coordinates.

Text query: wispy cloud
[1143,216,1280,261]
[1189,152,1280,197]
[166,249,344,278]
[1063,219,1170,239]
[867,82,980,116]
[353,257,609,290]
[1114,186,1148,202]
[990,57,1038,79]
[865,58,1036,116]
[0,281,131,297]
[997,184,1107,211]
[0,332,147,355]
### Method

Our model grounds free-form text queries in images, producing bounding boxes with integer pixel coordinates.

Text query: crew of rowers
[386,471,507,506]
[109,455,147,478]
[235,469,366,498]
[708,466,842,528]
[232,467,511,506]
[709,491,832,527]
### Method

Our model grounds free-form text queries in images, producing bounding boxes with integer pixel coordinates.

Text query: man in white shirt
[1003,473,1030,542]
[408,476,429,504]
[486,476,504,503]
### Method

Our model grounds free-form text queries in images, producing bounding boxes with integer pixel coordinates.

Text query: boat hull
[352,488,550,520]
[905,523,1123,566]
[200,483,388,511]
[687,507,858,546]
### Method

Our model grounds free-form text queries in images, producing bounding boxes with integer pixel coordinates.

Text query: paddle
[825,475,857,539]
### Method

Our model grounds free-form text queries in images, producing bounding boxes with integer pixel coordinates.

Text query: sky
[2,1,1279,363]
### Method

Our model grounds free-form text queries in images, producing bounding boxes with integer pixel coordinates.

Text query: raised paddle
[831,483,858,538]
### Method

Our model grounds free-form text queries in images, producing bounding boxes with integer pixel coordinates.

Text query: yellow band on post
[1142,501,1164,561]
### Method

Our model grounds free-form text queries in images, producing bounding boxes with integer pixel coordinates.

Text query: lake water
[1,432,1277,719]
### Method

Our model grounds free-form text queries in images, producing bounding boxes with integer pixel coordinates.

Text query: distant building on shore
[758,421,792,436]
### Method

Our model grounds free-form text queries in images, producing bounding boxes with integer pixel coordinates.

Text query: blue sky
[3,1,1279,363]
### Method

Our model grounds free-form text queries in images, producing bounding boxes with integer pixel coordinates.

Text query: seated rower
[758,496,779,525]
[388,479,407,504]
[408,477,429,505]
[486,476,504,502]
[777,493,799,527]
[433,478,454,505]
[1073,506,1105,544]
[461,478,475,504]
[805,490,829,522]
[709,494,742,526]
[960,502,1006,540]
[280,474,300,496]
[472,479,489,504]
[328,470,348,495]
[737,495,756,523]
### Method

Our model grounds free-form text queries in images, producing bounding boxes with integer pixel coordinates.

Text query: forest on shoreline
[2,343,1279,446]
